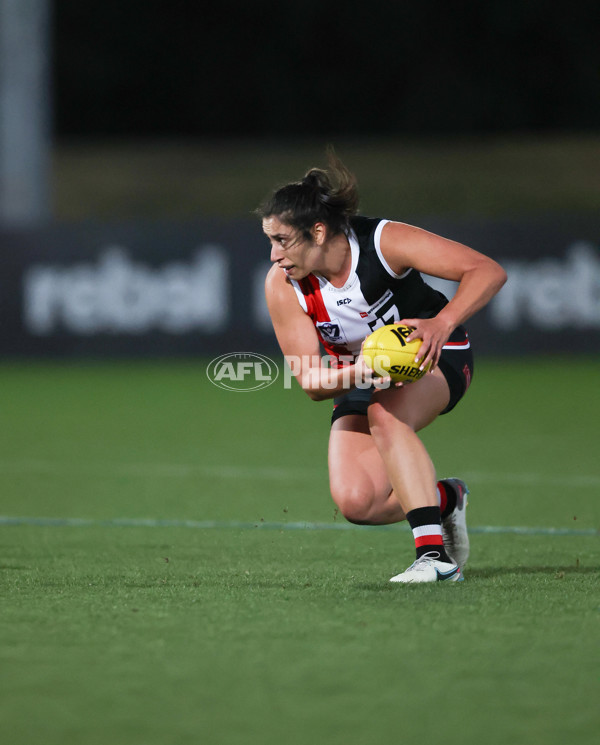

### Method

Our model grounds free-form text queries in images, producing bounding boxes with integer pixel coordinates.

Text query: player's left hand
[356,340,398,389]
[398,316,454,371]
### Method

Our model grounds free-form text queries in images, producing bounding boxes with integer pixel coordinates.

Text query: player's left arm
[379,221,507,369]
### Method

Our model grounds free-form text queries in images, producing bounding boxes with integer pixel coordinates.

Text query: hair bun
[301,171,322,189]
[256,150,358,236]
[302,169,332,207]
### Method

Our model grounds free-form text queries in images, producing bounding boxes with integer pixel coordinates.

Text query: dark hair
[256,148,359,238]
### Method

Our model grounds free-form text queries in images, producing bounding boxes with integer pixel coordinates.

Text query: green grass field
[1,358,599,745]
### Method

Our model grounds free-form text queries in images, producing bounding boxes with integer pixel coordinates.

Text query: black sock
[438,479,457,520]
[406,505,453,563]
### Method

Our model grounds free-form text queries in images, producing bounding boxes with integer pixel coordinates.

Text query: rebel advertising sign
[0,215,598,357]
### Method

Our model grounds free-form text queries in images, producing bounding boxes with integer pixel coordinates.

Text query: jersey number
[367,296,400,333]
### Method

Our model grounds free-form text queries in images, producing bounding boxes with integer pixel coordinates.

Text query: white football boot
[389,552,463,583]
[440,478,470,568]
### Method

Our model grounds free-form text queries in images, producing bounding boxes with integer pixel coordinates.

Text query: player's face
[263,215,320,280]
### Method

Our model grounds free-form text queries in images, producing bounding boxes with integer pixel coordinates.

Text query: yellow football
[362,324,432,383]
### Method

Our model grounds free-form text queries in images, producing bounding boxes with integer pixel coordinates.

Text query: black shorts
[331,325,474,425]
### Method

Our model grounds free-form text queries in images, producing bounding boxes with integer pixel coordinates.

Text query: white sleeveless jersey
[289,216,461,362]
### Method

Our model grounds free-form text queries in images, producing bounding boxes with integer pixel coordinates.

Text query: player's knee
[333,489,375,525]
[368,400,415,441]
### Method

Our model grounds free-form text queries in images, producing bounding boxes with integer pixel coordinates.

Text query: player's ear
[311,222,327,245]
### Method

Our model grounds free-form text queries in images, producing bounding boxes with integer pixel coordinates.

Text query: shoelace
[409,551,442,570]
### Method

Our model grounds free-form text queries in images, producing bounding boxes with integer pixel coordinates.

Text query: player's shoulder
[349,215,388,248]
[265,264,297,304]
[265,263,285,294]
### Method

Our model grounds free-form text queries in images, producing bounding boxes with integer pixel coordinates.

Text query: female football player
[259,152,507,583]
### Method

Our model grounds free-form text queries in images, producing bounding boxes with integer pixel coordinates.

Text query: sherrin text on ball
[362,324,432,383]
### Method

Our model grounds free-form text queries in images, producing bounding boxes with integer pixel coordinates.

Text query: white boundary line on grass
[1,459,600,488]
[0,515,597,537]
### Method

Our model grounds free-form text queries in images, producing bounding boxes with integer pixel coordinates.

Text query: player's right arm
[265,266,382,401]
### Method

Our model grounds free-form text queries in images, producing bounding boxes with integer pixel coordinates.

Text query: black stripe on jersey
[350,216,449,319]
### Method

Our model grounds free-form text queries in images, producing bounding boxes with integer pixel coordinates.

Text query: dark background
[53,0,600,138]
[3,0,598,358]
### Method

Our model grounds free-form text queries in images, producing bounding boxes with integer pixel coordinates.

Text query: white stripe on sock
[412,524,443,539]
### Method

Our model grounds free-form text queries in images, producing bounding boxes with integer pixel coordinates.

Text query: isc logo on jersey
[207,353,279,391]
